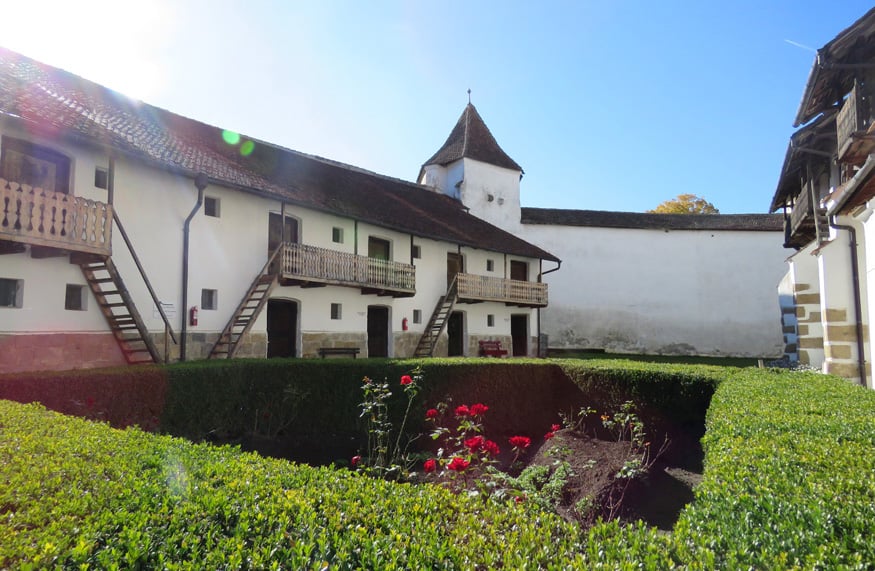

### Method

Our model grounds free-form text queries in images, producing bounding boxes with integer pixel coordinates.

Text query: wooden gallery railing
[280,242,416,294]
[456,273,548,307]
[0,179,112,255]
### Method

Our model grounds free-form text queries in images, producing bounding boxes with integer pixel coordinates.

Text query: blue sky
[5,1,875,213]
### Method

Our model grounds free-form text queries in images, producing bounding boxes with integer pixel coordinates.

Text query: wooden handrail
[456,273,548,306]
[0,179,112,255]
[113,210,177,345]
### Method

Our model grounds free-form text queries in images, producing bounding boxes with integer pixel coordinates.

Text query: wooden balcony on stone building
[456,273,548,307]
[277,242,416,297]
[0,179,112,257]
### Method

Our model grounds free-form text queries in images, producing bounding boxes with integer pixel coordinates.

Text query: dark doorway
[447,252,463,288]
[447,311,464,356]
[510,260,528,281]
[367,306,390,357]
[267,299,297,358]
[268,213,299,273]
[511,314,528,357]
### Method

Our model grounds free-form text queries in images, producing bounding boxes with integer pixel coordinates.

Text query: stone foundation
[0,332,126,374]
[302,332,367,359]
[394,331,422,358]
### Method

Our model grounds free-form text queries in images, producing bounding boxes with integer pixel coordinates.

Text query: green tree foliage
[647,193,719,214]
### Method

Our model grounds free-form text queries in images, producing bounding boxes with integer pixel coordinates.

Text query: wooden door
[367,306,389,357]
[510,260,528,281]
[511,314,528,357]
[267,299,297,358]
[447,311,464,356]
[268,213,299,252]
[447,253,463,288]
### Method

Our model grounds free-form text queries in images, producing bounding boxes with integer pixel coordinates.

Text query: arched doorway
[267,299,298,358]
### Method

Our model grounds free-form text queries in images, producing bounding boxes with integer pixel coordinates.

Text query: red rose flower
[544,432,555,440]
[423,459,437,473]
[425,408,439,419]
[470,403,489,416]
[400,375,413,386]
[464,435,484,452]
[448,457,470,471]
[351,455,361,467]
[454,404,470,417]
[483,440,500,456]
[515,495,526,504]
[509,435,531,449]
[551,424,561,432]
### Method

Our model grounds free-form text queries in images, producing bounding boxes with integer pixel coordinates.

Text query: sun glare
[3,0,176,101]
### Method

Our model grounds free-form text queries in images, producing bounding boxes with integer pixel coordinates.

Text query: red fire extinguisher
[189,306,199,327]
[402,317,409,331]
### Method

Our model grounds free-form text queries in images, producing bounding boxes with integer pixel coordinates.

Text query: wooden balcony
[456,273,548,307]
[837,80,875,164]
[0,179,112,256]
[785,188,826,249]
[278,242,415,297]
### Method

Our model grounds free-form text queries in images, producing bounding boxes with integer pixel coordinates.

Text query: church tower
[418,102,523,230]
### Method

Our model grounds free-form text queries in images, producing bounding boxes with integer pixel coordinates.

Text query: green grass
[548,349,762,368]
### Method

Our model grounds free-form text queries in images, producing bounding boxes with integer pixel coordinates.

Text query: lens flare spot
[222,130,241,145]
[240,140,255,156]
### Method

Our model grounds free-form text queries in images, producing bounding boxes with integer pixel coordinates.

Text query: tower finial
[467,88,471,104]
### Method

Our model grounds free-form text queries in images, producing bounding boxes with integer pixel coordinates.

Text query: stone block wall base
[394,331,422,358]
[469,334,513,357]
[302,332,367,359]
[0,332,126,374]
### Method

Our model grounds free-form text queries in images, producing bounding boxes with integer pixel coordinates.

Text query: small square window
[331,303,342,320]
[487,314,495,327]
[332,227,344,243]
[486,259,495,272]
[94,167,108,190]
[0,278,22,308]
[65,284,87,311]
[204,196,221,218]
[412,245,421,259]
[413,309,422,324]
[201,289,218,310]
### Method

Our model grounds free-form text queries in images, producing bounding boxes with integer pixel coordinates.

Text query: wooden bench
[318,347,361,359]
[478,340,508,358]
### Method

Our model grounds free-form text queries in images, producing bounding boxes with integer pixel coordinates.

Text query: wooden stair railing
[413,277,458,358]
[208,246,282,359]
[78,256,161,365]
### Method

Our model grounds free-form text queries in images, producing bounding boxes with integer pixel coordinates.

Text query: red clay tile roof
[522,208,782,231]
[420,103,523,176]
[0,47,557,262]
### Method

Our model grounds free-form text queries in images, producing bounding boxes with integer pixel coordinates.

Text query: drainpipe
[180,173,209,361]
[829,216,867,386]
[536,260,562,358]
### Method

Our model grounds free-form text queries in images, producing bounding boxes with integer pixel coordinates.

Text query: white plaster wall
[458,159,521,230]
[788,241,824,368]
[859,202,875,388]
[522,223,786,357]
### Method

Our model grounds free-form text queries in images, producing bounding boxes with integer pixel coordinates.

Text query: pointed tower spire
[420,102,523,176]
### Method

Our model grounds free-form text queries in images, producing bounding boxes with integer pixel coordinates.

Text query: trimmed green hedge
[670,368,875,569]
[0,400,591,570]
[3,362,874,568]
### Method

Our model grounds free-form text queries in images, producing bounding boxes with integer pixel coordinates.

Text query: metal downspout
[829,216,867,386]
[180,173,208,361]
[537,260,562,358]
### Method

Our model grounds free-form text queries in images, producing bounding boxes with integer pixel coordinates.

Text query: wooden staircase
[77,256,161,365]
[413,278,458,357]
[208,246,282,359]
